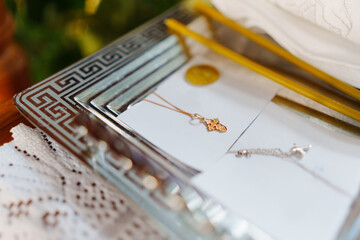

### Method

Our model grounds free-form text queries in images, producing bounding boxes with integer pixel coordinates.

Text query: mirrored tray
[14,4,360,240]
[14,5,274,240]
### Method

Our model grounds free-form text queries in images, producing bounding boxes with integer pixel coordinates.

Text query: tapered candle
[194,1,360,102]
[165,18,360,122]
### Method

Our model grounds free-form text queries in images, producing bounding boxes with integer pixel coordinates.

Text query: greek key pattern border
[14,6,195,157]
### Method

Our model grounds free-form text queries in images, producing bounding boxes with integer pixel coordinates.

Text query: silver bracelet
[234,144,312,160]
[231,144,351,197]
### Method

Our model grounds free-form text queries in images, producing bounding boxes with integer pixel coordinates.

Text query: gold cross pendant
[203,118,227,132]
[192,114,227,132]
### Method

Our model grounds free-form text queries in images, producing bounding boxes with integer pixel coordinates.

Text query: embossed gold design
[186,64,220,85]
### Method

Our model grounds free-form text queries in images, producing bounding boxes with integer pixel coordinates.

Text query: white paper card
[193,102,360,240]
[117,56,278,171]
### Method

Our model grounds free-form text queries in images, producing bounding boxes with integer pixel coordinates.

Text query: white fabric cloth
[267,0,360,45]
[0,124,166,240]
[211,0,360,88]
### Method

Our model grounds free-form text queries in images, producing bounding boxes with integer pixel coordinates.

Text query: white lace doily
[0,123,166,240]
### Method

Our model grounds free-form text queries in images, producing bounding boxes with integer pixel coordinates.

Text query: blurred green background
[5,0,181,83]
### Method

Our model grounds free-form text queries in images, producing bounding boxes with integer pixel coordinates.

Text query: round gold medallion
[185,64,220,85]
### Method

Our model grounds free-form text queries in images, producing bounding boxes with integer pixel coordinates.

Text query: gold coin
[185,64,220,85]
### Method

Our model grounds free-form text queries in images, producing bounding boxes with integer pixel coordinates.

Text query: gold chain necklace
[143,92,227,132]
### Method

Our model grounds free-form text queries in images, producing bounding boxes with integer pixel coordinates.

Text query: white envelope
[117,55,278,171]
[193,102,360,240]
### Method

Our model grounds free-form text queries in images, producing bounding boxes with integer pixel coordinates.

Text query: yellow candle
[194,1,360,102]
[165,18,360,122]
